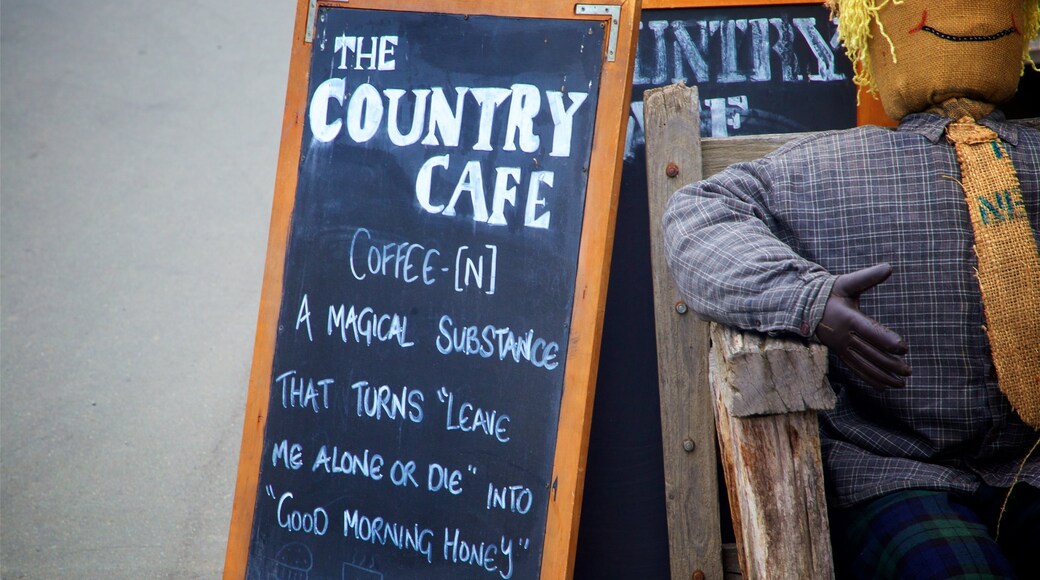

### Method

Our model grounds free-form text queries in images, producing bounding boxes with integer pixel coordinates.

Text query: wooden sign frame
[224,1,640,578]
[640,0,894,126]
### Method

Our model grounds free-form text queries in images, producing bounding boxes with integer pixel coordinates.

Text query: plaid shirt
[663,111,1040,507]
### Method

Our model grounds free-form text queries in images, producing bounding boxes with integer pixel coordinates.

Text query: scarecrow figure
[663,0,1039,576]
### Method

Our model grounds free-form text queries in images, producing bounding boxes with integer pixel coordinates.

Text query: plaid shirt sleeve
[662,152,836,337]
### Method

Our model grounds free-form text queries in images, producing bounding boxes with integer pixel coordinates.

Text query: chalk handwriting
[308,82,588,229]
[327,304,415,349]
[311,444,386,482]
[443,528,520,580]
[309,83,587,156]
[259,19,597,578]
[435,315,560,370]
[276,370,334,413]
[343,507,435,563]
[334,35,398,71]
[624,14,848,150]
[486,482,534,515]
[349,228,441,286]
[278,490,330,536]
[415,157,555,229]
[427,463,465,495]
[350,380,424,424]
[454,245,498,295]
[632,16,844,87]
[272,439,305,470]
[296,293,314,341]
[437,387,511,444]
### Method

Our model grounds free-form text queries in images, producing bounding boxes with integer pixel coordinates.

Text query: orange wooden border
[640,0,897,126]
[223,1,311,578]
[223,1,640,579]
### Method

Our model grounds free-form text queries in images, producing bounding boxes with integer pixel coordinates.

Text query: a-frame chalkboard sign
[224,1,640,578]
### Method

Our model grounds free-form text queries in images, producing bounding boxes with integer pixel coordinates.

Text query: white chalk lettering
[414,156,555,229]
[546,91,588,158]
[443,159,490,222]
[309,77,345,143]
[438,388,511,444]
[502,83,540,153]
[306,80,590,229]
[271,439,304,470]
[277,492,329,536]
[793,18,845,81]
[443,529,516,579]
[311,444,385,481]
[427,463,464,495]
[435,315,559,370]
[389,459,419,488]
[334,35,398,71]
[523,170,553,230]
[348,228,440,286]
[454,245,498,295]
[469,87,512,152]
[422,87,469,147]
[327,304,414,348]
[306,82,587,155]
[295,293,313,341]
[276,370,333,413]
[350,380,424,424]
[486,482,533,514]
[343,508,435,563]
[385,88,430,146]
[631,17,845,88]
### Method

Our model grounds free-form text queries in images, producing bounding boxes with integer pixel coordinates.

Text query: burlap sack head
[827,0,1039,120]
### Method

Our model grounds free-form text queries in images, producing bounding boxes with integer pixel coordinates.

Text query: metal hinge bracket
[575,3,621,62]
[305,0,319,43]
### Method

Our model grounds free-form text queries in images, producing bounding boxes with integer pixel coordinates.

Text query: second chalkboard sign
[225,1,641,578]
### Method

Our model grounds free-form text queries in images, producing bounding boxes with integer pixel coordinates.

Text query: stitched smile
[909,10,1020,42]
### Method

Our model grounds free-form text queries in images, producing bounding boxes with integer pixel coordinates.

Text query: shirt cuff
[801,273,837,338]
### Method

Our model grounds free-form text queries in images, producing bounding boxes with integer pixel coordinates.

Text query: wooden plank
[711,326,834,417]
[702,118,1040,181]
[701,133,802,178]
[644,83,723,580]
[709,324,834,580]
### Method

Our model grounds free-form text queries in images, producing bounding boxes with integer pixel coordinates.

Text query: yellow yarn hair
[825,0,1040,96]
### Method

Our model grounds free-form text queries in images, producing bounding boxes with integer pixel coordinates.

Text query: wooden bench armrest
[709,323,834,417]
[709,323,835,579]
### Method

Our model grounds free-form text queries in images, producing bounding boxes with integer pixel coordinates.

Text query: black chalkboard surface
[629,3,856,143]
[226,2,640,579]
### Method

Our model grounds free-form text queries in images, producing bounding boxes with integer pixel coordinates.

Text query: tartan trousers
[830,484,1040,579]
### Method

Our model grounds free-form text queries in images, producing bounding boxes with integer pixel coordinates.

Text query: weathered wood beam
[645,83,723,580]
[709,323,835,580]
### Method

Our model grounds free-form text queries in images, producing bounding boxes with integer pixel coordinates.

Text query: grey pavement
[2,2,295,577]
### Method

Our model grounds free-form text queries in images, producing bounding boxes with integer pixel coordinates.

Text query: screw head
[666,162,680,178]
[683,439,695,453]
[675,301,688,315]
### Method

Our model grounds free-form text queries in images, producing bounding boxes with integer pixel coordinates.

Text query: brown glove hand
[815,263,911,389]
